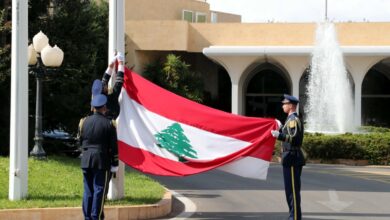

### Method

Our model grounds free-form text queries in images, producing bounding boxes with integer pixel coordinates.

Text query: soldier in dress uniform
[271,94,305,220]
[80,93,119,220]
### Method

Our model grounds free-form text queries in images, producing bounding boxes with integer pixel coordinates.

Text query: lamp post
[28,31,64,159]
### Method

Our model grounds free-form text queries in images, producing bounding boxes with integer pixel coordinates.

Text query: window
[182,10,193,22]
[211,12,218,23]
[196,12,207,23]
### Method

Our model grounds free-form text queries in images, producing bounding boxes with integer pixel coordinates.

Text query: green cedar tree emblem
[155,123,198,162]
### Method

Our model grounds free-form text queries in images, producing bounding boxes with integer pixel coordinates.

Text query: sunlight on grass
[0,156,165,209]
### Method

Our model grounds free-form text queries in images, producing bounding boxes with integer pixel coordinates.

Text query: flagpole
[9,0,29,200]
[108,0,125,200]
[325,0,328,21]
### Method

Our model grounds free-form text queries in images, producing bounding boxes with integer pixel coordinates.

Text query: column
[354,77,363,127]
[231,75,242,114]
[292,78,300,100]
[224,57,257,115]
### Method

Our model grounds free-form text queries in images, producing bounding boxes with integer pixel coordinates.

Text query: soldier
[80,93,118,220]
[271,94,305,220]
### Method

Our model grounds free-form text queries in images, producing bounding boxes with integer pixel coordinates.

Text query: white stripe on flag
[117,90,252,162]
[218,157,270,180]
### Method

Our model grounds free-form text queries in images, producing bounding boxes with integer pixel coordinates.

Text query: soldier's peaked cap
[91,94,107,108]
[282,94,299,104]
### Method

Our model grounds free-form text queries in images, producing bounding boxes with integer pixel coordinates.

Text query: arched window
[244,63,291,121]
[362,61,390,127]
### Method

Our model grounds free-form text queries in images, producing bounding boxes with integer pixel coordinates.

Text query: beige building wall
[126,22,390,54]
[211,11,241,23]
[124,0,241,23]
[125,0,211,22]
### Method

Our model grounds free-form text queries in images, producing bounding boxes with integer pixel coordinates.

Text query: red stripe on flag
[123,68,278,143]
[118,136,275,176]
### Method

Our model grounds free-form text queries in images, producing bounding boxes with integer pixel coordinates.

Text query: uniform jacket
[80,112,119,170]
[277,112,305,167]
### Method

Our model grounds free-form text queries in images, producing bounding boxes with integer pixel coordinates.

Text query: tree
[155,123,197,162]
[0,0,109,155]
[0,8,11,155]
[143,54,204,103]
[33,0,109,135]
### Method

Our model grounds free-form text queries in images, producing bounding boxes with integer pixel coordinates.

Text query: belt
[283,146,301,151]
[82,145,101,151]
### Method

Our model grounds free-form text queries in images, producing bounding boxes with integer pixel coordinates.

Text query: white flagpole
[107,0,117,91]
[108,0,125,200]
[9,0,29,200]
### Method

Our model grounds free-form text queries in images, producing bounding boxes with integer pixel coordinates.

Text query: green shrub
[143,54,204,103]
[358,126,390,133]
[302,131,390,165]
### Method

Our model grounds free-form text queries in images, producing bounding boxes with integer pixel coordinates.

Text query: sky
[206,0,390,23]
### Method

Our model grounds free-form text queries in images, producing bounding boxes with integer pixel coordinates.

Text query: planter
[0,191,172,220]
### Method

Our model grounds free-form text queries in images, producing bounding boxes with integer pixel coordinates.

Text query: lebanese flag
[117,67,278,179]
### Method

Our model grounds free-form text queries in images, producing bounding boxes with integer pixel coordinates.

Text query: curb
[0,191,172,220]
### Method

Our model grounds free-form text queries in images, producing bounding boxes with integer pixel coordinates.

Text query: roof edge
[203,46,390,56]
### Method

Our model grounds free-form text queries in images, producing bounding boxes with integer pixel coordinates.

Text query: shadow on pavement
[181,193,221,199]
[157,196,185,219]
[147,165,390,192]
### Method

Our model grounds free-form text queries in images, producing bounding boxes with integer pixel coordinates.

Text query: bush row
[302,127,390,165]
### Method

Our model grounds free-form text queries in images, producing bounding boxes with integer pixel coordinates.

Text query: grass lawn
[0,156,165,209]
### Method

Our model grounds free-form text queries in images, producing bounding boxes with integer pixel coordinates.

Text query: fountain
[305,22,355,133]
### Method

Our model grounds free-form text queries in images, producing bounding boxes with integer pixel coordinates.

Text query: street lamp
[28,31,64,159]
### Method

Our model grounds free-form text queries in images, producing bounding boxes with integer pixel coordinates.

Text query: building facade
[124,0,390,127]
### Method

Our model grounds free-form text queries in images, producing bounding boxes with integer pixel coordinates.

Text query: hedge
[301,127,390,165]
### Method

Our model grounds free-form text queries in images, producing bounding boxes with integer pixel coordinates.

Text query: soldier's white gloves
[275,119,282,130]
[109,56,117,65]
[110,166,119,173]
[271,130,280,138]
[116,52,125,62]
[106,54,118,75]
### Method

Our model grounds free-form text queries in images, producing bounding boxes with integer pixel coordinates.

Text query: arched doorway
[216,66,232,112]
[362,60,390,127]
[244,63,291,121]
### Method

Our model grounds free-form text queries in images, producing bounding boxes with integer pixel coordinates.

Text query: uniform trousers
[82,168,110,220]
[283,165,303,220]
